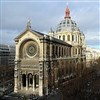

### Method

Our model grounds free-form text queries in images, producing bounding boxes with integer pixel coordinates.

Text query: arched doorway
[28,73,33,87]
[34,75,39,88]
[22,74,26,87]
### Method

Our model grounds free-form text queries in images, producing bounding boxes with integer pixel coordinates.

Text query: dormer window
[67,20,69,24]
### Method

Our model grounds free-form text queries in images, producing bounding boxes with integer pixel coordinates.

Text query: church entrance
[34,75,39,88]
[28,73,33,87]
[22,74,26,87]
[21,73,39,91]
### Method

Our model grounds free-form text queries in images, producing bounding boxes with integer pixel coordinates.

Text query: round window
[26,44,37,57]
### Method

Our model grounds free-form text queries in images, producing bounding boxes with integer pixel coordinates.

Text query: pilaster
[39,61,43,96]
[14,61,18,92]
[26,73,28,90]
[39,77,43,96]
[33,75,35,91]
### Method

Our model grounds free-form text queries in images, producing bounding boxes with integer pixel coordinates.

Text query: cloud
[69,2,99,48]
[71,2,99,32]
[0,1,100,49]
[0,29,19,45]
[85,31,100,49]
[1,2,64,31]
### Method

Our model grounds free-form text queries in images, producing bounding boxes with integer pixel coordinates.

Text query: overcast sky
[0,0,100,49]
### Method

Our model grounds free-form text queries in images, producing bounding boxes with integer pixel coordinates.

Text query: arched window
[63,35,65,41]
[22,74,26,87]
[28,73,33,86]
[68,35,70,41]
[72,35,74,41]
[67,20,69,24]
[59,35,61,40]
[64,48,66,56]
[75,48,77,54]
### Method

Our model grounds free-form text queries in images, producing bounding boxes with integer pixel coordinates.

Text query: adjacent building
[86,47,100,67]
[14,6,86,96]
[0,44,15,95]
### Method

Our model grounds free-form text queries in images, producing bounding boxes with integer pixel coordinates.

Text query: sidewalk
[1,89,63,100]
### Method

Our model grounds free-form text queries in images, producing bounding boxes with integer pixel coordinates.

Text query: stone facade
[14,6,86,96]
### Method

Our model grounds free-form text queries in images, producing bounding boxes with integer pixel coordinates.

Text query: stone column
[33,75,35,91]
[21,74,23,89]
[14,61,18,93]
[45,63,48,95]
[26,74,28,90]
[14,75,18,92]
[39,61,43,96]
[50,38,52,59]
[39,77,43,96]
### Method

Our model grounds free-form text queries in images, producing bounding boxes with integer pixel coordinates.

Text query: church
[14,6,86,96]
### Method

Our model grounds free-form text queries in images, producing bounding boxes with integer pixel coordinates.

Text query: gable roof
[14,28,44,41]
[14,27,72,47]
[39,34,72,47]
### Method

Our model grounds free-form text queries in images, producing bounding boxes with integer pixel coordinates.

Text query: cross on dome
[64,6,71,19]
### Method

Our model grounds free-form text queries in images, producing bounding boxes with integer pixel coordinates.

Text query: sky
[0,0,100,49]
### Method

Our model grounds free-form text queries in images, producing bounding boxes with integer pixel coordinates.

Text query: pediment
[14,28,44,42]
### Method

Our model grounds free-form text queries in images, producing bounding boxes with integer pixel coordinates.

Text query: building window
[52,45,54,57]
[59,47,61,57]
[68,35,70,41]
[59,36,61,40]
[64,48,66,56]
[63,35,65,41]
[66,48,68,56]
[63,21,66,24]
[62,47,63,56]
[56,46,58,57]
[75,48,77,54]
[67,20,69,24]
[72,35,74,41]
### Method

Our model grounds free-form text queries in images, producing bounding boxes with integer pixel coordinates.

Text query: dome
[56,18,80,32]
[56,6,80,32]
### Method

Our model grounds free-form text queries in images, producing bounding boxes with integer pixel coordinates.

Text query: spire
[64,6,71,19]
[27,19,31,29]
